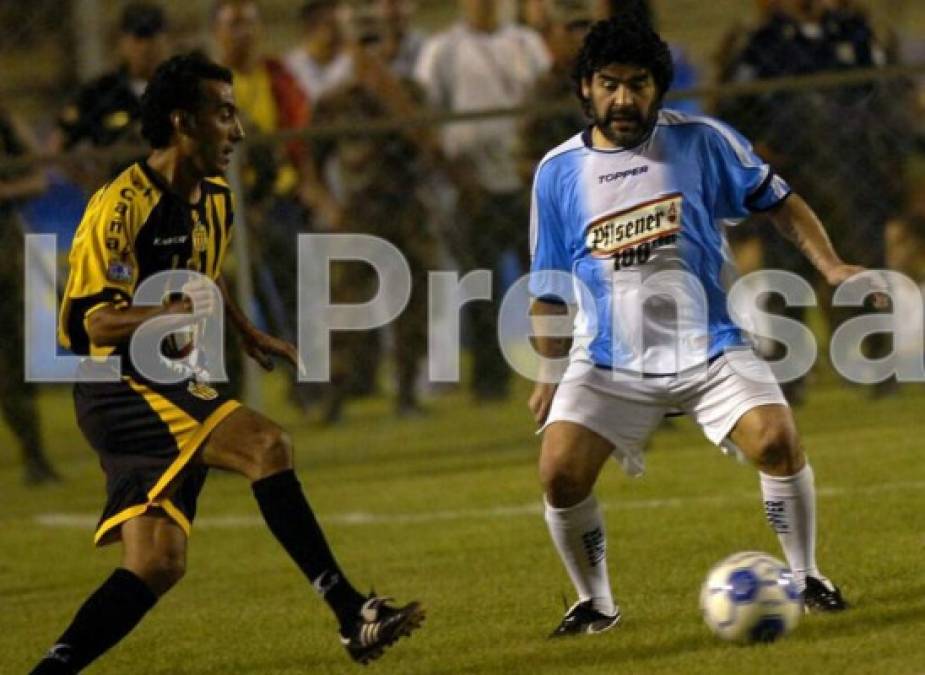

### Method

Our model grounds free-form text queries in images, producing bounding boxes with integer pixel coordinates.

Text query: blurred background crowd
[1,0,924,484]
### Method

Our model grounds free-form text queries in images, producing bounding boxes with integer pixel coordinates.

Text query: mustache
[606,109,643,124]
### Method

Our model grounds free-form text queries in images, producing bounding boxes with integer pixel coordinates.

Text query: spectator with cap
[52,2,169,157]
[285,1,354,106]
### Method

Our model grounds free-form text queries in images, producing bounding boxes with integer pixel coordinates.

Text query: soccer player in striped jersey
[32,52,423,673]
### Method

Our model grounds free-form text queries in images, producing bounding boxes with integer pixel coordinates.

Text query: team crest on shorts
[187,381,219,400]
[585,193,682,262]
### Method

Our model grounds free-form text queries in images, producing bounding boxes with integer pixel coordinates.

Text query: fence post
[72,0,104,81]
[226,151,263,409]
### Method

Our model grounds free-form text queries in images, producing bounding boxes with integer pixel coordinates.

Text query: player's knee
[132,549,186,596]
[540,461,592,508]
[753,423,801,475]
[252,425,294,478]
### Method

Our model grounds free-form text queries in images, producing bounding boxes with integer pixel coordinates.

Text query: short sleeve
[705,121,791,220]
[58,188,140,351]
[521,28,552,80]
[529,162,574,303]
[413,36,448,108]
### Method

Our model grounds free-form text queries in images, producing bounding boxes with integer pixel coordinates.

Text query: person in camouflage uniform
[0,106,60,484]
[308,82,436,422]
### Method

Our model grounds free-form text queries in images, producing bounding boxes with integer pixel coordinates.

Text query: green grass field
[2,376,924,674]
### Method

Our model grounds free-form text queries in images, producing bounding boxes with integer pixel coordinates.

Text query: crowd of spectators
[2,0,923,470]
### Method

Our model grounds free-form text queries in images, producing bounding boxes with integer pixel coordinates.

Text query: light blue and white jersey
[529,109,791,374]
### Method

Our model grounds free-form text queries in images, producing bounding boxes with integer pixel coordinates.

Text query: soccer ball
[700,551,803,643]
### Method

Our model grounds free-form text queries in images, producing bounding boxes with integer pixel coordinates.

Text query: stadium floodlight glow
[298,234,411,382]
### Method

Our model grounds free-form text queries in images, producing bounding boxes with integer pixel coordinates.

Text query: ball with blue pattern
[699,551,803,643]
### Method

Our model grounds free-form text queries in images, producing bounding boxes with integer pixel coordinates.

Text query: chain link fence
[2,1,925,448]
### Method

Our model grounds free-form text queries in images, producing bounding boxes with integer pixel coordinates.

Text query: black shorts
[74,373,240,546]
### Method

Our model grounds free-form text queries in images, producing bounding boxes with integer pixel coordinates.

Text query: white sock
[759,463,822,590]
[544,494,616,615]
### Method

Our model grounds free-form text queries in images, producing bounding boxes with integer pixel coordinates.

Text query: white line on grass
[33,479,925,530]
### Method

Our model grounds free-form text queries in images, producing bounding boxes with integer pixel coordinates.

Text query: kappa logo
[153,235,189,246]
[187,381,219,400]
[312,570,341,597]
[45,643,73,664]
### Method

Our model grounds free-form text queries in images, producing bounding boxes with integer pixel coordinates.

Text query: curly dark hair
[573,16,674,112]
[140,51,233,149]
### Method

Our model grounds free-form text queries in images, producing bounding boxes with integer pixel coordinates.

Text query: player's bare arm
[528,299,573,426]
[84,297,195,348]
[216,275,299,371]
[767,193,888,307]
[767,193,861,284]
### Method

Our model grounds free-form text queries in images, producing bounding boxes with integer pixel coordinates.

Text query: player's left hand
[823,264,890,309]
[242,329,302,373]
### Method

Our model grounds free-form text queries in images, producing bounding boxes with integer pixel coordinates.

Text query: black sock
[31,568,157,674]
[252,469,365,628]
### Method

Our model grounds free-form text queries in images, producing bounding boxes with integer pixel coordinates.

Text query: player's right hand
[180,277,219,318]
[529,382,558,428]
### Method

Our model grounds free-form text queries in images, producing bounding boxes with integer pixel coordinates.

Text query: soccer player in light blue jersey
[528,16,865,636]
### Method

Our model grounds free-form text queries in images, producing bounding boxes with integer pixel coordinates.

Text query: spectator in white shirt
[415,0,551,401]
[285,0,353,105]
[415,0,551,195]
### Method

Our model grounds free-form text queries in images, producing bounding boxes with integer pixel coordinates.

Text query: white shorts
[541,349,788,476]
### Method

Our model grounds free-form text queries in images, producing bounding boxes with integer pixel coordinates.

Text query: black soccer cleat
[340,594,425,665]
[549,600,621,638]
[803,576,847,613]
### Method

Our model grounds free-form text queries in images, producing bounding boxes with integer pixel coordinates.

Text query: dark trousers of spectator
[0,219,58,482]
[457,190,528,401]
[762,216,889,401]
[324,195,436,421]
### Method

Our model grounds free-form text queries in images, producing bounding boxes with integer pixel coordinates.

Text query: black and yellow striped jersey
[59,161,234,357]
